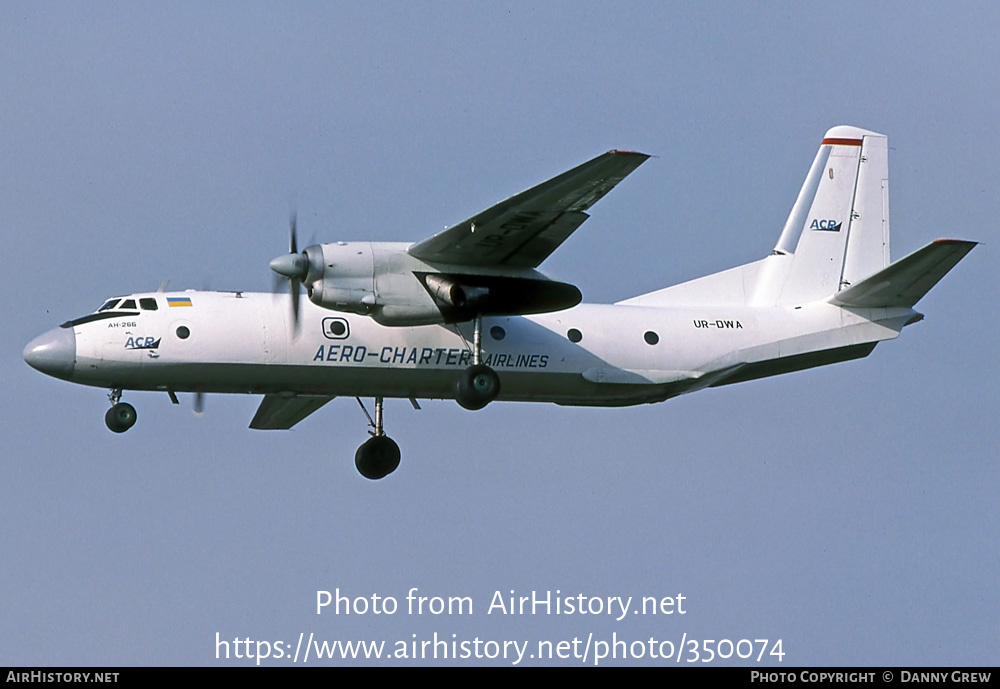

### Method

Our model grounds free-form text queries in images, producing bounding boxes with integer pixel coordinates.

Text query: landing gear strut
[105,388,137,433]
[455,315,500,410]
[354,397,400,480]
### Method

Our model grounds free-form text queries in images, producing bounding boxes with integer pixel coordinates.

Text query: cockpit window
[120,299,137,310]
[98,299,121,312]
[139,298,158,311]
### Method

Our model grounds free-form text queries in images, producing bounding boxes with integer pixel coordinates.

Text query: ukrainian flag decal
[167,297,193,307]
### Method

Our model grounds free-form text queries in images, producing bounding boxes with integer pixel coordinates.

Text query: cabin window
[176,326,190,339]
[644,331,659,345]
[490,326,506,341]
[567,328,582,343]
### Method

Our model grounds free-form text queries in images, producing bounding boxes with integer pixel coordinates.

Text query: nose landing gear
[105,388,137,433]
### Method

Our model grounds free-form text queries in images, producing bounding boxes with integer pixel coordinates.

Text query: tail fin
[753,126,891,305]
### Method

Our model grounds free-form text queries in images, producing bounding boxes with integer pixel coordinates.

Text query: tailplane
[831,238,976,308]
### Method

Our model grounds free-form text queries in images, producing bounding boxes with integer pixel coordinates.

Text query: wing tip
[932,238,978,247]
[608,148,650,158]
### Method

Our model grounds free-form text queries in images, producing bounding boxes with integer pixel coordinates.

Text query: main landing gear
[354,397,400,480]
[454,315,500,411]
[104,388,137,433]
[352,316,500,480]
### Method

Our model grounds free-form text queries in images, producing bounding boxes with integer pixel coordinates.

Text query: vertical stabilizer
[841,132,890,287]
[756,127,891,305]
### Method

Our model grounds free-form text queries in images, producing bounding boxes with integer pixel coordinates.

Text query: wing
[407,150,649,269]
[249,394,335,430]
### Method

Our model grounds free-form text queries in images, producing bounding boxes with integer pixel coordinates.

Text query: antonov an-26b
[24,127,975,479]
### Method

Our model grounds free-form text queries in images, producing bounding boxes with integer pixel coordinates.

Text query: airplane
[23,126,976,480]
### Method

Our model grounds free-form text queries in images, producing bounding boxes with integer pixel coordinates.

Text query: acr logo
[125,336,161,350]
[810,219,842,231]
[322,317,350,340]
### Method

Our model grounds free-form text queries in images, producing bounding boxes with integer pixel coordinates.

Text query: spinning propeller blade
[269,211,306,335]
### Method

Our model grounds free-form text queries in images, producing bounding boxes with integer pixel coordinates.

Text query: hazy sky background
[2,3,996,666]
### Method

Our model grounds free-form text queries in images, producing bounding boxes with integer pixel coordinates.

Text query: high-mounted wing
[407,150,649,269]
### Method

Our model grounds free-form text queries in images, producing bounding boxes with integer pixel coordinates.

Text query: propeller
[269,211,308,334]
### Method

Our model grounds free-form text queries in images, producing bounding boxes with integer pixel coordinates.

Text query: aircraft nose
[23,326,76,380]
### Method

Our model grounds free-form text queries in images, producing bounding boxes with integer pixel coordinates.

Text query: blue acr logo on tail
[810,219,842,231]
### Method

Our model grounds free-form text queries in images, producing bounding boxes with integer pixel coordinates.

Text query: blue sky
[2,3,997,665]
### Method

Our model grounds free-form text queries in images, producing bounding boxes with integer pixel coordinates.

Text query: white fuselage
[60,290,915,407]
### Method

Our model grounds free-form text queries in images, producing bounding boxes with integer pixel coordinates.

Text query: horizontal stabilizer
[831,239,976,308]
[250,394,335,430]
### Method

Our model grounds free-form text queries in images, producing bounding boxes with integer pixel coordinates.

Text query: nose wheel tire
[455,364,500,410]
[355,435,401,480]
[105,402,137,433]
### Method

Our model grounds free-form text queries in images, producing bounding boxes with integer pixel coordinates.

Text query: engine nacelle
[305,241,377,315]
[301,240,582,326]
[305,241,456,324]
